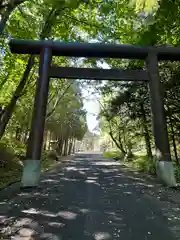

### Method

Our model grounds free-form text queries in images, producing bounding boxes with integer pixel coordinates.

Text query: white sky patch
[82,86,100,133]
[80,59,110,134]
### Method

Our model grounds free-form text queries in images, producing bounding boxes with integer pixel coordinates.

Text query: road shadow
[0,155,178,239]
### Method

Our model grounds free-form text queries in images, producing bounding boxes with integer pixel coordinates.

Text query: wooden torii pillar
[9,39,178,187]
[146,52,176,186]
[21,48,52,187]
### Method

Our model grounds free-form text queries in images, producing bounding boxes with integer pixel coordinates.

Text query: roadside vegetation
[103,150,156,174]
[0,139,65,189]
[103,148,180,183]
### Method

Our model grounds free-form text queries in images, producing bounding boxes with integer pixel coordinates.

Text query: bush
[41,151,58,172]
[1,137,25,153]
[103,151,123,159]
[0,142,15,168]
[0,139,23,189]
[0,139,60,189]
[129,155,156,175]
[47,150,58,160]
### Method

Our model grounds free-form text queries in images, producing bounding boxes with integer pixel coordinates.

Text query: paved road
[0,153,177,239]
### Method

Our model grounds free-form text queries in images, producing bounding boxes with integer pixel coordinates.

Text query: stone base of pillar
[156,161,176,186]
[21,159,41,188]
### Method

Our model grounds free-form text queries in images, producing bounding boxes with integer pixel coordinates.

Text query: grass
[103,150,123,159]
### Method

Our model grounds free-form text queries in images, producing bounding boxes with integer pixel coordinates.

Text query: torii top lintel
[9,39,180,61]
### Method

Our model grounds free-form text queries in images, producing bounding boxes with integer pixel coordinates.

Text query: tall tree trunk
[56,136,64,156]
[72,139,76,153]
[109,130,126,154]
[122,128,128,153]
[108,122,126,154]
[140,103,153,159]
[43,130,48,150]
[48,131,52,150]
[0,6,13,35]
[118,131,126,154]
[63,139,68,156]
[169,113,178,164]
[0,55,34,139]
[68,139,73,155]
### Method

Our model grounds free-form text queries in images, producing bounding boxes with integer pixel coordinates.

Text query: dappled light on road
[92,161,121,166]
[93,232,111,240]
[0,153,180,239]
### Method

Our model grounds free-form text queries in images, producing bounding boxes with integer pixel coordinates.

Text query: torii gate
[9,39,178,187]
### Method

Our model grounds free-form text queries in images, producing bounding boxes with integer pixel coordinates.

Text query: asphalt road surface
[0,153,177,239]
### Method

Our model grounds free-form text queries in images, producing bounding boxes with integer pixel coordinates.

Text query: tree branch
[46,82,72,119]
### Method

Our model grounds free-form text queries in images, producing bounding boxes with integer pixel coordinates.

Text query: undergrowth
[0,138,59,189]
[125,154,180,182]
[174,165,180,183]
[104,150,156,175]
[126,155,156,175]
[105,150,180,183]
[103,150,123,159]
[0,138,24,189]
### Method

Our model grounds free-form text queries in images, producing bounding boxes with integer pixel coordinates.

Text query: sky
[81,86,100,134]
[76,52,109,134]
[80,62,109,134]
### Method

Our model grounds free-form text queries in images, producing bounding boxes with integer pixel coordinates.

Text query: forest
[0,0,180,188]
